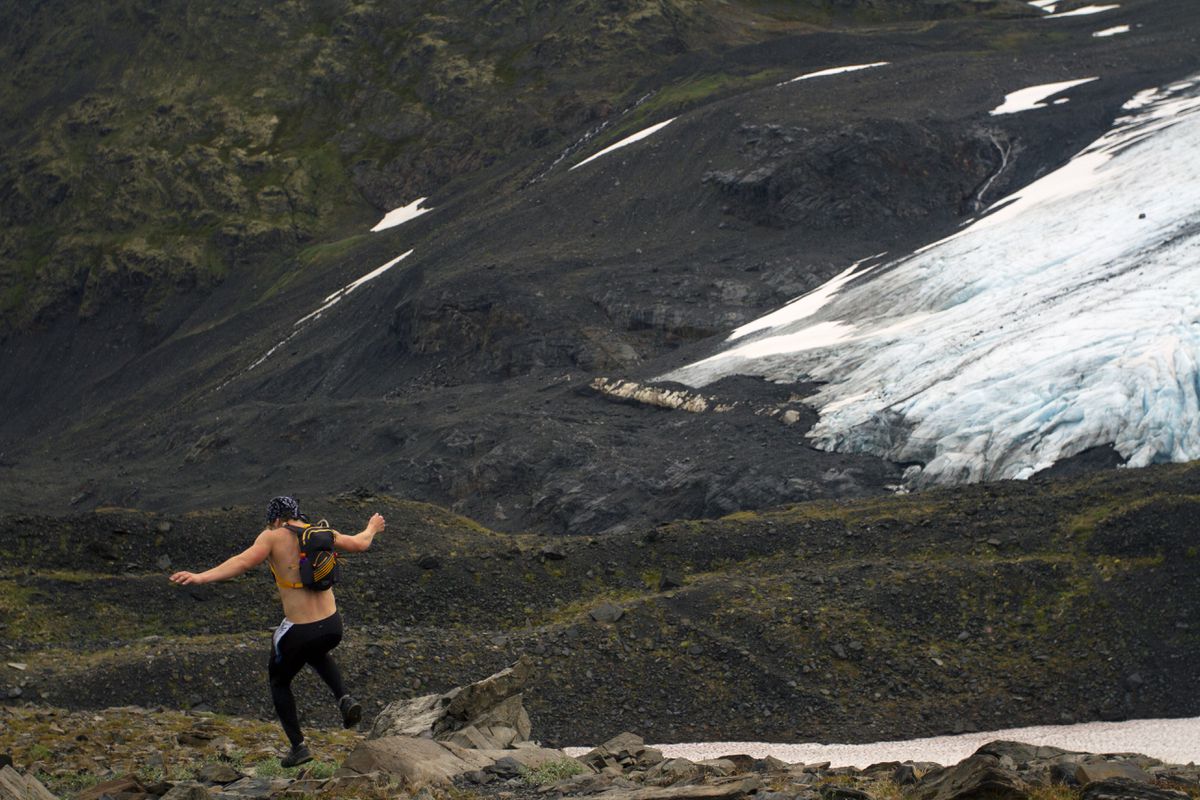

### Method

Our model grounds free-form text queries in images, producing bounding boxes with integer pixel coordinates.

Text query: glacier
[662,76,1200,487]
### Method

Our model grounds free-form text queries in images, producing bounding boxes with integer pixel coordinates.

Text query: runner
[169,496,385,766]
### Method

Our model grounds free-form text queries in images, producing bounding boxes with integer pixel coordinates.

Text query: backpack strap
[270,560,304,590]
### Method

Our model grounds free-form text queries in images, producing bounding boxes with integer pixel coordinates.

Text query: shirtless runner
[169,496,385,767]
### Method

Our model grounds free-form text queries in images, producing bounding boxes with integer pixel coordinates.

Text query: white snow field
[370,197,431,232]
[564,717,1200,767]
[570,118,676,171]
[990,77,1098,115]
[663,76,1200,487]
[1093,24,1132,37]
[1046,4,1120,18]
[780,63,890,86]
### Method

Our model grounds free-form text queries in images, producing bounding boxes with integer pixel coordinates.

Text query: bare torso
[264,526,337,623]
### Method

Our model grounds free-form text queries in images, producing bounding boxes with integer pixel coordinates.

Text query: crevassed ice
[661,76,1200,487]
[990,77,1098,115]
[570,118,676,171]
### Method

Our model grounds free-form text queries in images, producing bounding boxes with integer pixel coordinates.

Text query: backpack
[274,520,341,591]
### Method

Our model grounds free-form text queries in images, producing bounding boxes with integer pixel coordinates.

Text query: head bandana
[266,496,301,524]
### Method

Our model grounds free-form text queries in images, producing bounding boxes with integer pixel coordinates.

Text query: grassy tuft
[518,757,588,787]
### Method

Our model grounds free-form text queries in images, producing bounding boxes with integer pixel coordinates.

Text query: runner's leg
[269,649,308,746]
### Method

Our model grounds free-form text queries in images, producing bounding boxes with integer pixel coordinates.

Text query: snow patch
[242,250,415,375]
[990,77,1098,115]
[730,254,885,341]
[1092,24,1131,37]
[564,716,1200,768]
[1046,4,1120,17]
[370,198,431,232]
[1027,0,1059,11]
[296,249,414,326]
[779,62,889,86]
[662,75,1200,487]
[570,118,676,171]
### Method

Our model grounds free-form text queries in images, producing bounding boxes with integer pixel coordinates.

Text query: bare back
[264,526,338,623]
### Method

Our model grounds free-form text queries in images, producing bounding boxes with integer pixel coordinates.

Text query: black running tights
[268,611,348,746]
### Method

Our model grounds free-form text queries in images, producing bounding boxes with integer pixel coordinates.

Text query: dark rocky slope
[3,461,1197,746]
[4,0,1198,534]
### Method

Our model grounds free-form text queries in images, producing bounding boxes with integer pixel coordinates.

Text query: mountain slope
[4,461,1198,744]
[2,0,1198,534]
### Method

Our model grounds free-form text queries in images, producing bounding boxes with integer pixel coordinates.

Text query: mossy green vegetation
[517,757,588,786]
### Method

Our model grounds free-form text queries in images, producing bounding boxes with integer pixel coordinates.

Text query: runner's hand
[169,571,207,585]
[368,513,386,534]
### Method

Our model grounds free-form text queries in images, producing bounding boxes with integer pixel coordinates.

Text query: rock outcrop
[0,766,55,800]
[344,657,568,786]
[368,655,534,748]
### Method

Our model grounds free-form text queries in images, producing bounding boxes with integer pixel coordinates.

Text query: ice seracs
[990,78,1098,115]
[662,75,1200,487]
[371,198,431,232]
[570,118,676,171]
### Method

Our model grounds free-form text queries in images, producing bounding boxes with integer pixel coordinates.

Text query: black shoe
[339,694,363,729]
[281,742,312,768]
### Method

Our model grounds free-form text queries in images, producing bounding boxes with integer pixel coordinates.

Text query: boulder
[913,754,1028,800]
[0,766,56,800]
[342,735,569,786]
[820,787,873,800]
[1081,779,1190,800]
[78,776,145,800]
[442,724,504,751]
[444,742,571,771]
[976,741,1076,766]
[717,755,756,773]
[644,758,701,787]
[1076,763,1154,786]
[696,759,739,778]
[592,775,763,800]
[369,657,533,743]
[342,737,477,785]
[159,782,212,800]
[196,762,243,784]
[582,733,647,771]
[589,604,625,623]
[211,777,290,800]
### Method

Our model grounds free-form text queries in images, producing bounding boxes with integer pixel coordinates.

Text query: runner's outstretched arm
[169,531,272,585]
[334,513,386,553]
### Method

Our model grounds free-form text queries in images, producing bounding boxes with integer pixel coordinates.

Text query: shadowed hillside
[4,461,1197,745]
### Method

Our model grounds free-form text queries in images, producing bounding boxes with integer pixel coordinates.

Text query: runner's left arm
[169,531,272,585]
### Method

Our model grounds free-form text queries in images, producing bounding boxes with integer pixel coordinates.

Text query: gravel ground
[564,717,1200,767]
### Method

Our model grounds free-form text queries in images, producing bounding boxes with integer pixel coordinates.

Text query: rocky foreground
[2,660,1198,800]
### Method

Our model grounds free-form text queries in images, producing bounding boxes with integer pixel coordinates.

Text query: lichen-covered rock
[368,656,534,745]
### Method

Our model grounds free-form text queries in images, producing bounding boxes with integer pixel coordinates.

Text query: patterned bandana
[266,496,301,524]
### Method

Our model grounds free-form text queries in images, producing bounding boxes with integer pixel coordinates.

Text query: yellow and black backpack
[275,520,341,591]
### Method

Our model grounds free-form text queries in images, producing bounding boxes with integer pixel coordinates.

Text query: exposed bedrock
[704,121,1014,231]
